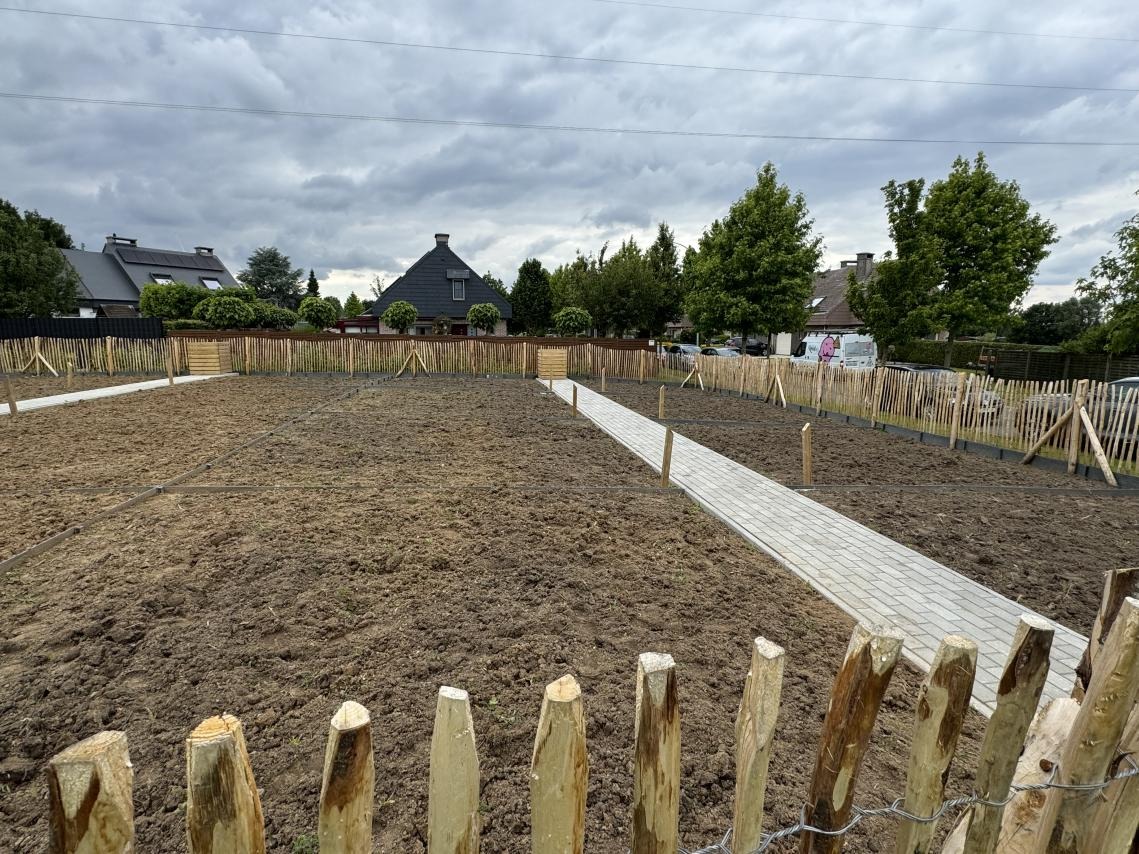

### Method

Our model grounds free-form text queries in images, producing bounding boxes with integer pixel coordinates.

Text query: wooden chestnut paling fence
[43,568,1139,853]
[2,335,1137,476]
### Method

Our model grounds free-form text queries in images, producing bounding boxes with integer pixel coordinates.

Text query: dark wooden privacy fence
[0,317,164,340]
[42,570,1139,853]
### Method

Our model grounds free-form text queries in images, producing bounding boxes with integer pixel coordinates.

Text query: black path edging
[586,373,1139,490]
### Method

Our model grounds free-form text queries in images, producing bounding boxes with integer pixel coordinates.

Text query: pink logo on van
[819,335,836,362]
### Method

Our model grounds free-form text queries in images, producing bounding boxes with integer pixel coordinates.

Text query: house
[362,234,511,335]
[770,252,875,355]
[60,234,239,317]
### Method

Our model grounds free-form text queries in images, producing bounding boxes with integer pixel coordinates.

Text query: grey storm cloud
[1,0,1138,303]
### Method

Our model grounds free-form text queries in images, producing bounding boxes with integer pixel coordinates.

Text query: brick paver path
[545,379,1086,715]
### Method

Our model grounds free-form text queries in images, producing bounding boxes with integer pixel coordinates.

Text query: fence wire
[682,755,1139,854]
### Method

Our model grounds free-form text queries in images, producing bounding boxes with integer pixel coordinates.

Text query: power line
[586,0,1139,44]
[2,91,1136,147]
[0,6,1134,94]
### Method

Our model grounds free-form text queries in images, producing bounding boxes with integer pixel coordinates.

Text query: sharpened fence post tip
[430,685,480,854]
[632,652,680,854]
[48,730,134,854]
[319,700,374,854]
[185,714,265,854]
[531,674,587,854]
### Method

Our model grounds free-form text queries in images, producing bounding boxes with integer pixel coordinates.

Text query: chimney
[856,252,874,281]
[435,233,450,246]
[194,246,214,256]
[105,233,138,247]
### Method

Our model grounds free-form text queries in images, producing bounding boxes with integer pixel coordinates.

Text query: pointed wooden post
[1035,597,1139,854]
[47,730,134,854]
[801,423,813,486]
[801,624,904,854]
[1066,379,1089,474]
[1074,567,1139,700]
[733,638,785,854]
[601,367,606,393]
[245,335,253,375]
[1088,699,1139,851]
[948,372,967,449]
[4,373,16,416]
[1078,405,1119,487]
[185,714,265,854]
[895,635,978,854]
[869,366,884,427]
[660,427,674,488]
[639,349,646,384]
[571,384,578,417]
[286,338,294,376]
[531,674,588,854]
[66,359,74,390]
[959,616,1053,854]
[319,701,374,854]
[631,653,680,854]
[429,687,480,854]
[105,336,115,376]
[658,385,665,419]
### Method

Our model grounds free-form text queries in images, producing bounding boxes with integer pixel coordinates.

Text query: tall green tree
[0,198,79,317]
[238,247,304,309]
[684,163,822,344]
[298,295,338,329]
[512,258,553,335]
[306,269,320,298]
[847,179,939,358]
[481,270,510,303]
[23,210,74,249]
[646,222,684,334]
[381,300,418,334]
[1013,296,1104,346]
[466,302,502,336]
[921,153,1058,365]
[1077,196,1139,355]
[343,292,364,317]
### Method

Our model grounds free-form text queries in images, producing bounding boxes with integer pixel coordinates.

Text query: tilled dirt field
[0,490,137,558]
[0,377,986,853]
[5,373,145,400]
[586,380,1138,633]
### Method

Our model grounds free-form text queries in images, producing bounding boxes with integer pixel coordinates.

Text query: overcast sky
[1,0,1137,304]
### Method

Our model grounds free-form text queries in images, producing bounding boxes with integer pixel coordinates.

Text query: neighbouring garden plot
[0,490,137,559]
[0,377,988,853]
[5,373,152,401]
[0,376,358,489]
[199,379,657,486]
[585,380,1137,633]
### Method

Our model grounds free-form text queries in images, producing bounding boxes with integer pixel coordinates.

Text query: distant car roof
[1112,376,1139,384]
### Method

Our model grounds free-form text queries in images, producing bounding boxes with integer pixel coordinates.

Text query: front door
[451,323,469,336]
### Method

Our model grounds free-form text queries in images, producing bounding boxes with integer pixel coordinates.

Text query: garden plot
[0,490,137,558]
[586,379,1138,633]
[5,373,146,401]
[0,377,987,853]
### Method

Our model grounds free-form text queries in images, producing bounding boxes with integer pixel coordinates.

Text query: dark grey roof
[365,240,512,319]
[805,255,876,330]
[60,248,138,303]
[106,243,239,291]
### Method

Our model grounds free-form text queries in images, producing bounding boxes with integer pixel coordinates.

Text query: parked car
[885,362,1004,419]
[700,347,742,358]
[1017,376,1139,442]
[658,343,701,367]
[791,332,876,369]
[725,336,768,356]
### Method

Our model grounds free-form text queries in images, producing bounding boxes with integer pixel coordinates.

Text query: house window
[414,325,432,336]
[452,279,465,301]
[151,273,174,284]
[201,277,222,290]
[808,296,825,311]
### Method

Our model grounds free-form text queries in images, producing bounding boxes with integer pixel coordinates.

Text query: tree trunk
[944,330,956,368]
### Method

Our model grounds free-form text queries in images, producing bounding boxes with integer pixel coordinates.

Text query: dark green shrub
[191,295,256,329]
[140,282,209,319]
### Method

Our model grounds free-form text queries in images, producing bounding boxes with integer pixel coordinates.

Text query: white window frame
[201,277,222,290]
[808,296,825,311]
[151,273,174,284]
[452,279,465,301]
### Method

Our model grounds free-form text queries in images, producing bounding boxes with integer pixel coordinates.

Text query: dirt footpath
[585,380,1137,635]
[0,378,986,853]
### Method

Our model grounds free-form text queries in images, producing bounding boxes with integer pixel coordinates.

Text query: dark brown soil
[0,376,358,488]
[0,377,985,853]
[5,373,145,400]
[586,380,1137,634]
[0,491,136,559]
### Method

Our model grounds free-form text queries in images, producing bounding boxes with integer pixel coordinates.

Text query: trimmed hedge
[891,338,1062,367]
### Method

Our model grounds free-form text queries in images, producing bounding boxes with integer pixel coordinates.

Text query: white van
[791,332,877,369]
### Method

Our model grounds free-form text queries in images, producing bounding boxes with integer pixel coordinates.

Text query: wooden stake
[776,373,787,408]
[601,367,606,392]
[658,384,665,419]
[1078,405,1119,487]
[244,335,253,375]
[631,652,680,854]
[185,714,265,854]
[1066,379,1089,474]
[869,367,884,427]
[1021,405,1075,465]
[548,377,554,392]
[428,687,480,854]
[531,674,588,854]
[66,359,73,390]
[801,624,904,854]
[733,638,785,853]
[959,616,1053,854]
[895,635,978,854]
[1087,697,1139,852]
[572,384,578,417]
[105,335,115,376]
[47,730,134,854]
[167,347,175,386]
[1035,597,1139,853]
[639,349,646,384]
[660,427,674,488]
[4,373,16,416]
[1074,568,1139,700]
[286,338,294,376]
[416,348,430,375]
[394,350,416,379]
[739,355,748,397]
[319,701,374,854]
[801,423,813,486]
[948,372,967,449]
